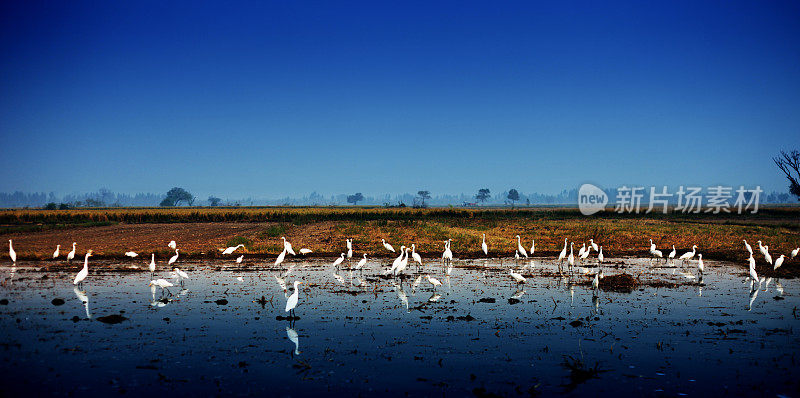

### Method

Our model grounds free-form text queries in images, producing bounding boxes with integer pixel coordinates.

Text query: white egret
[356,253,367,269]
[275,249,287,266]
[509,270,526,284]
[382,239,396,252]
[580,245,592,261]
[173,267,189,287]
[332,253,345,268]
[73,250,93,288]
[285,281,302,317]
[426,275,442,290]
[651,249,663,261]
[411,244,422,266]
[481,233,488,256]
[221,244,244,255]
[697,253,704,276]
[388,245,406,275]
[773,255,785,270]
[395,247,409,276]
[53,245,60,259]
[168,240,177,250]
[516,236,528,258]
[590,239,599,252]
[281,237,296,256]
[679,245,697,263]
[125,251,138,258]
[168,249,179,266]
[236,255,243,264]
[578,243,587,258]
[530,239,535,257]
[598,246,604,263]
[764,246,773,265]
[649,239,656,252]
[9,240,16,263]
[149,278,174,296]
[299,248,312,255]
[748,255,758,283]
[567,242,575,269]
[791,247,799,259]
[67,242,76,262]
[668,246,676,261]
[743,240,753,256]
[442,240,453,263]
[148,253,156,277]
[757,241,767,257]
[346,239,353,260]
[557,238,567,264]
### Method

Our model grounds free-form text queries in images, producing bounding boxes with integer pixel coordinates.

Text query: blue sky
[1,1,798,198]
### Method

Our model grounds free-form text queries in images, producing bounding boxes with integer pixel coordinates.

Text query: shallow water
[1,257,798,396]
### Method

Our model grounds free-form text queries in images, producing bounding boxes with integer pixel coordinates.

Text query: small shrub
[261,224,286,238]
[226,236,253,249]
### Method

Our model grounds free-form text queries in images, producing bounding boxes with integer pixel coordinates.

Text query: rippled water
[1,257,798,396]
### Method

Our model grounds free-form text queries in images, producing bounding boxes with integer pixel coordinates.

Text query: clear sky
[1,1,798,198]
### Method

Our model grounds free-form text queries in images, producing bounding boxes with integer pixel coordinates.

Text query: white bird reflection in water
[331,272,345,285]
[591,295,600,315]
[393,282,409,312]
[775,280,784,296]
[286,327,300,356]
[411,275,422,295]
[428,293,441,302]
[73,287,91,319]
[511,288,526,300]
[748,287,758,311]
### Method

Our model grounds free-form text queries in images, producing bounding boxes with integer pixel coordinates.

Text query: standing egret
[530,239,535,257]
[442,240,453,263]
[516,236,528,258]
[668,246,676,261]
[67,242,76,262]
[346,239,353,262]
[382,239,396,253]
[649,239,656,252]
[168,240,177,250]
[281,237,296,256]
[697,253,704,277]
[275,249,287,266]
[578,243,587,258]
[125,251,138,258]
[285,281,303,318]
[791,247,799,259]
[148,254,156,277]
[73,250,93,288]
[332,253,345,268]
[509,270,526,284]
[481,234,488,256]
[356,253,367,270]
[53,245,60,259]
[426,275,442,290]
[410,244,422,266]
[598,246,604,263]
[173,267,189,287]
[9,240,16,263]
[774,255,785,270]
[299,248,312,255]
[763,246,773,265]
[743,240,753,256]
[222,244,244,255]
[679,245,697,264]
[557,238,568,265]
[168,249,179,266]
[236,255,244,264]
[651,249,663,262]
[567,242,575,270]
[580,245,591,262]
[757,241,767,257]
[589,239,599,252]
[149,279,174,296]
[395,247,409,276]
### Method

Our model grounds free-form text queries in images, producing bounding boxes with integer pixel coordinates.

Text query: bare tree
[773,150,800,200]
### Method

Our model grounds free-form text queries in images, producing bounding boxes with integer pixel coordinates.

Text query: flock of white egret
[4,235,799,317]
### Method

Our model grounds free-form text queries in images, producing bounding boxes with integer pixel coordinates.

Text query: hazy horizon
[2,2,799,197]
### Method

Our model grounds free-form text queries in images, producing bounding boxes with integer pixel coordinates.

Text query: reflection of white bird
[53,245,60,259]
[221,244,244,255]
[332,253,345,268]
[791,247,799,259]
[481,234,488,256]
[748,255,758,283]
[281,237,296,256]
[394,282,409,311]
[285,281,302,316]
[148,253,156,276]
[426,275,441,290]
[274,275,288,292]
[236,255,243,264]
[598,246,604,263]
[125,251,138,258]
[73,287,91,319]
[743,240,753,256]
[275,249,286,266]
[412,275,422,292]
[748,287,758,311]
[286,327,300,355]
[773,255,785,270]
[332,272,345,285]
[382,239,395,252]
[9,240,16,263]
[590,239,599,252]
[73,250,93,287]
[355,253,367,269]
[299,248,312,255]
[410,244,422,266]
[168,240,177,250]
[679,245,697,263]
[67,242,76,262]
[509,270,526,284]
[516,236,528,258]
[168,249,179,266]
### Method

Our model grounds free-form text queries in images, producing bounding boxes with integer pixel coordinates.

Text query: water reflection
[286,327,300,356]
[73,287,91,319]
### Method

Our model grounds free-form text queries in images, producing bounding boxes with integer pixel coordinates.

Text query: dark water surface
[1,257,798,396]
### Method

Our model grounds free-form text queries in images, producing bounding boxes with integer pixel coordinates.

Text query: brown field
[1,207,798,276]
